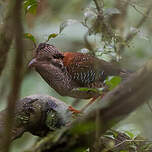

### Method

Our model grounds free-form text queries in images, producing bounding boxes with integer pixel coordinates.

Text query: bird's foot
[68,106,83,118]
[68,106,81,114]
[80,97,98,113]
[80,93,105,113]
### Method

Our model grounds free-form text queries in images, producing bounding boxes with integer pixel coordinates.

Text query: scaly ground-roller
[29,43,130,113]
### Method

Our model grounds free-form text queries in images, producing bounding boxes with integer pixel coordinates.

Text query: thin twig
[93,0,103,14]
[122,0,152,18]
[120,2,152,52]
[109,139,152,151]
[127,3,152,41]
[130,3,152,18]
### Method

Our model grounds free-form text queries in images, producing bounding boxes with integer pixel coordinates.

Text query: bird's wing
[63,52,107,87]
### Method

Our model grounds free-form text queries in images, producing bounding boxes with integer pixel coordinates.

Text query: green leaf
[74,87,98,92]
[24,0,38,14]
[105,76,122,90]
[47,33,58,42]
[73,87,104,93]
[125,131,135,139]
[105,130,119,139]
[24,33,36,47]
[59,19,78,33]
[103,134,115,139]
[120,150,129,152]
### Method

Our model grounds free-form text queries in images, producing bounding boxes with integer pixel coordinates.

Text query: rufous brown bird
[29,43,130,113]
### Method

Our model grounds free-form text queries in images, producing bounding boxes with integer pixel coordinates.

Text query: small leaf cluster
[23,18,79,48]
[101,130,152,152]
[24,0,38,14]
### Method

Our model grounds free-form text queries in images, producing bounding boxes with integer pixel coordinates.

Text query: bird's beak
[28,58,37,68]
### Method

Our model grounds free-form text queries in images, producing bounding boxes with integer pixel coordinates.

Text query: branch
[93,0,103,14]
[3,0,25,151]
[0,2,14,76]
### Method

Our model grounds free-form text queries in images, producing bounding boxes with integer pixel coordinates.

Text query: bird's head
[28,43,64,68]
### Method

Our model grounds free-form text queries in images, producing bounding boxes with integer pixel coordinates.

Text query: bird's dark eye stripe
[38,43,46,50]
[53,54,64,59]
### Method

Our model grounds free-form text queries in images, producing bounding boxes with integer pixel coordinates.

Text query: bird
[28,43,130,113]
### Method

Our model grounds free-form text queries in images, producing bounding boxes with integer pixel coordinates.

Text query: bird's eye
[53,54,64,59]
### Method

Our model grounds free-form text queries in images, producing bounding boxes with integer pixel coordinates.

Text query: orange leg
[68,93,105,114]
[80,93,105,113]
[68,106,81,114]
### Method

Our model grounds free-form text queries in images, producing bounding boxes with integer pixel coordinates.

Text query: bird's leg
[80,93,105,113]
[68,92,105,114]
[68,106,81,114]
[80,97,98,113]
